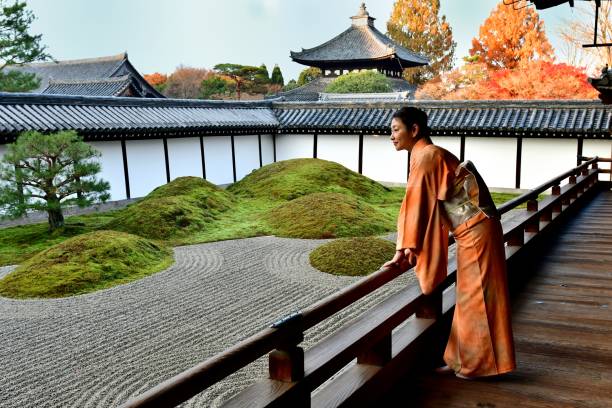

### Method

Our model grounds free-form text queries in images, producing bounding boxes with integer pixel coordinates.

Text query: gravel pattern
[0,234,419,408]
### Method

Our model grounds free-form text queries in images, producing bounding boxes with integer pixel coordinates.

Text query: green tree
[297,67,322,86]
[0,131,110,231]
[200,75,235,99]
[387,0,456,85]
[0,1,51,91]
[324,71,391,93]
[283,79,299,91]
[271,64,284,86]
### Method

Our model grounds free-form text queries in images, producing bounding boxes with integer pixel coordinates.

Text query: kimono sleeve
[396,149,455,294]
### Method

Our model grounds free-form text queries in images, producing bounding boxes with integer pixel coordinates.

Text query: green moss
[265,192,395,239]
[228,158,391,203]
[108,176,233,241]
[310,237,396,276]
[0,230,173,299]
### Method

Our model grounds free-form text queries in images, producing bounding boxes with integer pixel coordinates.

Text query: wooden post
[269,345,305,382]
[121,139,131,199]
[552,185,562,213]
[515,137,522,189]
[357,334,392,366]
[163,137,171,183]
[527,199,538,212]
[313,133,318,159]
[507,230,524,247]
[231,135,237,183]
[358,132,364,174]
[258,134,263,168]
[199,136,206,179]
[416,290,442,319]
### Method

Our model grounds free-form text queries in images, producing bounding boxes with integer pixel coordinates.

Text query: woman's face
[390,117,418,151]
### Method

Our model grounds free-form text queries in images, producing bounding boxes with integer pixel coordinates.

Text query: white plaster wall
[317,134,359,172]
[261,134,274,165]
[125,139,166,198]
[275,134,314,161]
[465,137,517,189]
[362,134,409,184]
[431,136,461,159]
[167,137,203,180]
[234,135,261,180]
[203,136,233,185]
[88,141,127,201]
[583,140,612,181]
[521,139,577,189]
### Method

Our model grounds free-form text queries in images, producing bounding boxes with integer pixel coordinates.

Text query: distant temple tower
[290,3,428,79]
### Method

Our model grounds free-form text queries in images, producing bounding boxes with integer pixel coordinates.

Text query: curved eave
[290,54,427,69]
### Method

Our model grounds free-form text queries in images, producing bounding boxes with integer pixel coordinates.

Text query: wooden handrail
[119,158,603,408]
[497,157,598,215]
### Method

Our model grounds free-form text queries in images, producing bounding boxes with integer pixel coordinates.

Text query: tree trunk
[47,197,64,231]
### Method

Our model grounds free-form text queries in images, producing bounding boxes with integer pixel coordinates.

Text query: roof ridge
[19,52,127,68]
[291,25,356,57]
[368,25,428,63]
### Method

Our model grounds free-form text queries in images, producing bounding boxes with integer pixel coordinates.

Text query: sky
[24,0,590,82]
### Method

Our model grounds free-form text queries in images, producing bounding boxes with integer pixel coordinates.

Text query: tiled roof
[290,5,427,68]
[319,92,409,102]
[274,100,611,138]
[42,76,133,97]
[0,94,609,141]
[6,53,164,98]
[0,93,277,141]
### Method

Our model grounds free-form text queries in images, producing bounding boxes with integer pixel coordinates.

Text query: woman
[383,107,516,379]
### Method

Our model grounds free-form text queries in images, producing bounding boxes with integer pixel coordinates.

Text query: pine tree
[387,0,456,85]
[470,1,554,69]
[271,64,284,86]
[0,131,110,231]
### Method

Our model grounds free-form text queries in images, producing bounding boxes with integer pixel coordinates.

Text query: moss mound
[265,192,394,239]
[0,230,173,299]
[310,237,396,276]
[109,176,233,240]
[228,158,390,202]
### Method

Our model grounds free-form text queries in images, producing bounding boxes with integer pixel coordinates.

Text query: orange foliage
[164,65,214,99]
[143,72,167,87]
[470,1,554,69]
[417,61,598,100]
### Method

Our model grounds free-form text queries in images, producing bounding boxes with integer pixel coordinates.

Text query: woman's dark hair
[392,107,431,138]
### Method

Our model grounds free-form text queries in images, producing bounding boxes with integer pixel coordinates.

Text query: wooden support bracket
[357,334,392,366]
[269,346,305,382]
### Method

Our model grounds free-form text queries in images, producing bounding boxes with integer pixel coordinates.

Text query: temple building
[275,3,428,101]
[7,52,164,98]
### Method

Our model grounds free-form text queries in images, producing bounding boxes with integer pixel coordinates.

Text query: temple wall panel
[203,136,234,185]
[583,140,612,180]
[431,136,461,159]
[88,141,127,201]
[234,135,261,180]
[260,134,274,165]
[125,139,167,198]
[465,137,517,189]
[521,139,577,189]
[317,134,359,172]
[276,134,314,161]
[167,137,202,180]
[362,134,408,183]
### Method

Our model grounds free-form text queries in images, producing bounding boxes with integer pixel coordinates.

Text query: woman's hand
[403,248,417,267]
[383,249,406,268]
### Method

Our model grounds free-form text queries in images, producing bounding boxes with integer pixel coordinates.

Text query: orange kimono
[396,139,516,377]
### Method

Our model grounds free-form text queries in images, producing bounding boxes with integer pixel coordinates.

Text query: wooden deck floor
[384,189,612,408]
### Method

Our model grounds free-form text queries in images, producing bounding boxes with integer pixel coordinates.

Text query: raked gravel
[0,233,422,408]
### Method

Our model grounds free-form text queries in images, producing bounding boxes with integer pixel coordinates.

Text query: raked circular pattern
[0,235,418,408]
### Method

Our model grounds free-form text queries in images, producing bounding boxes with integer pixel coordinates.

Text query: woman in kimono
[383,107,516,379]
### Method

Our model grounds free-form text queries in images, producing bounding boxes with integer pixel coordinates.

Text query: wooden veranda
[119,157,611,408]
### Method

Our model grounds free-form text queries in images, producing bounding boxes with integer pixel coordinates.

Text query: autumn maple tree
[387,0,456,85]
[470,0,554,70]
[164,65,212,99]
[417,60,598,100]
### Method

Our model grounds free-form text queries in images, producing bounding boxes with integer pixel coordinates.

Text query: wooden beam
[121,139,131,199]
[515,137,523,189]
[231,135,237,183]
[163,137,170,183]
[273,134,277,163]
[199,136,206,179]
[358,132,364,174]
[313,133,318,159]
[460,135,465,162]
[258,134,263,168]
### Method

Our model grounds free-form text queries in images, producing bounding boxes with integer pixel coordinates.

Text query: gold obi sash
[442,160,499,231]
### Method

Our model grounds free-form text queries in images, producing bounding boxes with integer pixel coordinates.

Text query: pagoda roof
[290,4,428,69]
[7,52,164,98]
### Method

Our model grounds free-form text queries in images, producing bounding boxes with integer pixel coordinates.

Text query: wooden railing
[119,157,603,408]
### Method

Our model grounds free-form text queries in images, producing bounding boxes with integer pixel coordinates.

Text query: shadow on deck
[383,189,612,408]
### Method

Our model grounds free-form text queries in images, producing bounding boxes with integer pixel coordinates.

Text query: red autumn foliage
[417,61,598,100]
[143,72,167,87]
